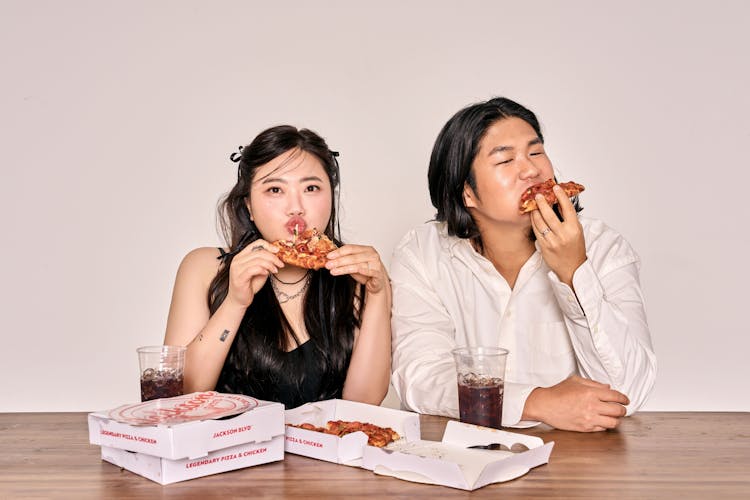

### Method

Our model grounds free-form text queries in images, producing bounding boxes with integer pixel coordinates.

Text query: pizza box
[100,435,284,485]
[361,420,554,490]
[89,391,285,460]
[284,399,420,466]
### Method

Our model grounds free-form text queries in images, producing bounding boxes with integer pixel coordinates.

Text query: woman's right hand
[225,240,284,309]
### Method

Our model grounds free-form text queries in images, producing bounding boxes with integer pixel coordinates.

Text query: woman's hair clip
[229,145,244,163]
[330,150,340,170]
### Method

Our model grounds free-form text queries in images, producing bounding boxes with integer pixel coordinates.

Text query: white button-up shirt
[390,217,656,427]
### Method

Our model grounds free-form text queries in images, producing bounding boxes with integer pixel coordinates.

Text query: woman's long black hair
[209,125,362,404]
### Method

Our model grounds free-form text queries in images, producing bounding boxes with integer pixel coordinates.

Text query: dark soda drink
[457,374,504,429]
[140,368,184,402]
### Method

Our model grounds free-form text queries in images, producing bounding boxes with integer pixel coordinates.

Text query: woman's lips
[285,216,307,236]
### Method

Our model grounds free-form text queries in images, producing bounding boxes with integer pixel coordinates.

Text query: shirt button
[567,295,576,303]
[593,325,599,334]
[506,308,512,318]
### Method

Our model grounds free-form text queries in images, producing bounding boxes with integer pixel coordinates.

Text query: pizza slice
[287,420,401,447]
[519,179,585,214]
[327,420,401,447]
[272,228,338,270]
[360,422,401,447]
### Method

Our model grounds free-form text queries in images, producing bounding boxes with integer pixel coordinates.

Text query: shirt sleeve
[390,239,540,427]
[504,382,541,428]
[390,242,459,417]
[547,239,657,414]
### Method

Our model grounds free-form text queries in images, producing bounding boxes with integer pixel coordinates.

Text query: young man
[390,98,656,431]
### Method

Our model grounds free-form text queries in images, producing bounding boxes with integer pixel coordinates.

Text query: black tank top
[215,248,338,408]
[275,340,327,408]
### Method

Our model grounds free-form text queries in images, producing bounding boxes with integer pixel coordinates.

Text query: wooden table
[1,412,748,498]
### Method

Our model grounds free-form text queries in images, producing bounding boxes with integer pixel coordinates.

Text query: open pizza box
[284,399,421,466]
[88,391,285,484]
[361,420,554,491]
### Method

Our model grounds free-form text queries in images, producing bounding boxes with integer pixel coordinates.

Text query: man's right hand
[522,375,630,432]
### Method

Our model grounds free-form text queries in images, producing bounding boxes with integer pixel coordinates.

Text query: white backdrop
[1,0,748,412]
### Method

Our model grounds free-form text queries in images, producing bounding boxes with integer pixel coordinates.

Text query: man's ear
[463,183,477,208]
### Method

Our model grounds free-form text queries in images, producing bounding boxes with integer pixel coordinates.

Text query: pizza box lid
[362,420,554,490]
[89,391,285,460]
[284,399,421,466]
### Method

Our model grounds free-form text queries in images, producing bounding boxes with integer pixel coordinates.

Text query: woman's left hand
[325,244,389,294]
[530,185,587,287]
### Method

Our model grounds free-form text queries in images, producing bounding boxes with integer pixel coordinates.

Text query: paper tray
[362,420,554,490]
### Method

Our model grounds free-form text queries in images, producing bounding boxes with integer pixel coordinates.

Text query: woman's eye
[305,185,320,192]
[267,187,282,194]
[496,159,512,166]
[530,151,545,157]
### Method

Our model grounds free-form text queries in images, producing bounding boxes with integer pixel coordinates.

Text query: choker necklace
[271,273,311,304]
[271,271,310,285]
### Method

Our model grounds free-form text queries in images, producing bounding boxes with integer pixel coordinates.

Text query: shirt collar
[438,222,544,291]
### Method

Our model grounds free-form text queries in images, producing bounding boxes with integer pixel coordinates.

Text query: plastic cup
[137,345,186,402]
[451,346,508,429]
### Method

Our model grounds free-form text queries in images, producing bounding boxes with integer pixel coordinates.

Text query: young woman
[164,125,391,408]
[390,97,656,432]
